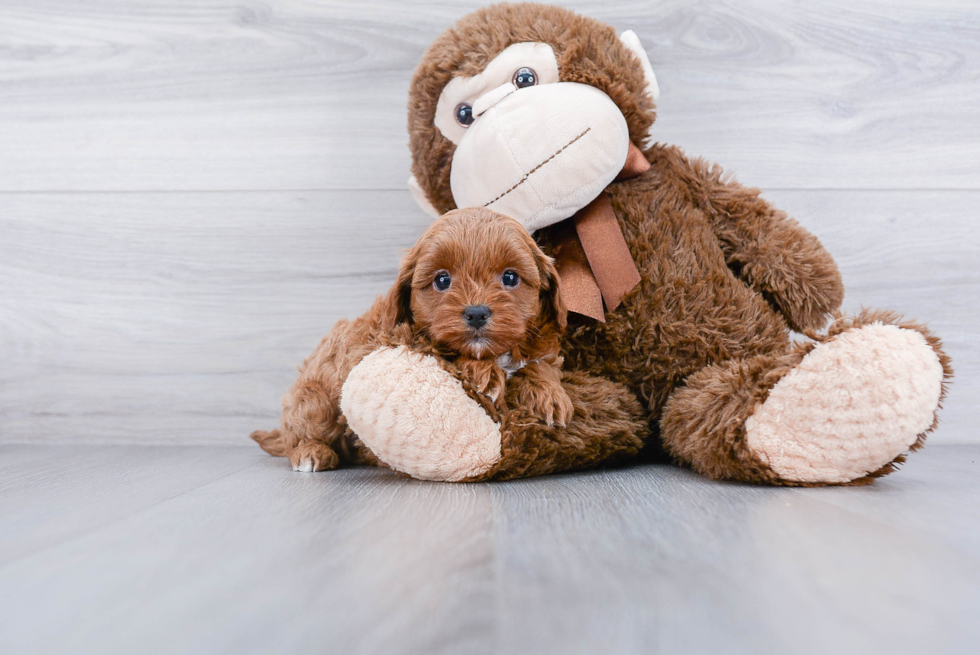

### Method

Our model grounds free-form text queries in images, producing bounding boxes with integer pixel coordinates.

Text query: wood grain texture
[1,189,975,445]
[0,191,433,444]
[0,0,978,191]
[0,444,978,654]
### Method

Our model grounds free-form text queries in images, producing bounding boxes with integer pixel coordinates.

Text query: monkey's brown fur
[404,3,953,484]
[252,209,648,474]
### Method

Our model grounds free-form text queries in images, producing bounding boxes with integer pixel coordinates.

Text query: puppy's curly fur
[252,208,573,471]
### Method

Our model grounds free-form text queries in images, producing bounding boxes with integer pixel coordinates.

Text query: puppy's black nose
[463,305,491,329]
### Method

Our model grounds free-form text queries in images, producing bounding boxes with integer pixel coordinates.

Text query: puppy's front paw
[456,357,507,406]
[527,381,575,427]
[289,442,339,472]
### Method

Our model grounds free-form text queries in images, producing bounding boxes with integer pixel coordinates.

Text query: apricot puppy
[251,208,573,472]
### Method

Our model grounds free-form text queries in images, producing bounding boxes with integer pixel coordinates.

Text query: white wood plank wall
[1,0,977,445]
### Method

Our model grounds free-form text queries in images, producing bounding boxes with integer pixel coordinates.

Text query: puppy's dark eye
[501,270,520,288]
[433,271,452,291]
[455,103,474,127]
[513,67,537,88]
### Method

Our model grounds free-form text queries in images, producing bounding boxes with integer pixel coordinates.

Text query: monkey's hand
[341,346,502,482]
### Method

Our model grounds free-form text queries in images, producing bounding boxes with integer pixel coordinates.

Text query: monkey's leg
[660,310,951,486]
[341,347,647,482]
[475,370,648,481]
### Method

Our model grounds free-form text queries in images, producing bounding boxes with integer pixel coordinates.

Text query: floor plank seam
[0,456,265,570]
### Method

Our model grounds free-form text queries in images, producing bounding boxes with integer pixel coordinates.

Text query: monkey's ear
[408,175,441,218]
[536,252,568,334]
[381,249,417,329]
[619,30,660,103]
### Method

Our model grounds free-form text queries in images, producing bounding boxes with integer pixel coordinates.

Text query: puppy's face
[388,208,565,359]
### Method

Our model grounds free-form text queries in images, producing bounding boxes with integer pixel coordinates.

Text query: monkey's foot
[745,321,947,484]
[340,346,502,481]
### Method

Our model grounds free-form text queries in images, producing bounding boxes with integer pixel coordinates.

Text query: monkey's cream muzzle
[449,82,630,234]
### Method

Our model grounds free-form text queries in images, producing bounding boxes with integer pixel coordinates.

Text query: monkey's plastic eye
[454,103,474,127]
[434,271,452,291]
[501,270,520,288]
[513,67,537,88]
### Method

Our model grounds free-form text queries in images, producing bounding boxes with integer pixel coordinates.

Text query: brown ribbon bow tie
[552,142,650,322]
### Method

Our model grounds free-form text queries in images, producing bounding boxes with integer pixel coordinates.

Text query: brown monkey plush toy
[338,2,952,485]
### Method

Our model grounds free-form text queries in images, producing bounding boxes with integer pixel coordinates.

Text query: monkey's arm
[666,148,844,332]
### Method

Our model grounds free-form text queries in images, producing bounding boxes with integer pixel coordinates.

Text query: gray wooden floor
[1,444,978,655]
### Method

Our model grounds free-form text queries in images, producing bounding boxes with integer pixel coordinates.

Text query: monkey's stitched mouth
[482,127,591,208]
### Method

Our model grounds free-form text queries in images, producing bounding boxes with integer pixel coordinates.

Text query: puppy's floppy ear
[381,247,417,330]
[534,249,568,333]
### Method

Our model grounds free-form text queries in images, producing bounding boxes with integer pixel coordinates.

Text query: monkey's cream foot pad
[341,346,502,481]
[745,323,945,484]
